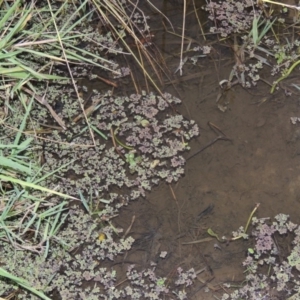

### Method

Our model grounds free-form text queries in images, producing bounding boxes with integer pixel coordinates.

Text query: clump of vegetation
[0,0,200,299]
[222,214,300,300]
[203,0,300,96]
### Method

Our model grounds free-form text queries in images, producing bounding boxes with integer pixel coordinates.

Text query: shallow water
[113,1,300,299]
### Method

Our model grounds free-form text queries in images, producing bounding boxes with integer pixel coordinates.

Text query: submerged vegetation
[1,0,300,299]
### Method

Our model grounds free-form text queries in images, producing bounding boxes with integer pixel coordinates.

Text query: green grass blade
[60,0,91,35]
[0,268,52,300]
[11,47,66,63]
[22,212,38,236]
[58,43,120,74]
[0,0,21,29]
[34,159,77,184]
[78,189,90,214]
[11,95,33,156]
[0,174,78,200]
[39,204,67,219]
[0,4,31,50]
[258,18,276,44]
[0,156,33,175]
[0,50,23,59]
[90,124,107,140]
[6,59,66,80]
[0,192,22,221]
[15,138,34,153]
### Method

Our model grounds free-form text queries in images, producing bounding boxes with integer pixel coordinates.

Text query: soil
[105,1,300,299]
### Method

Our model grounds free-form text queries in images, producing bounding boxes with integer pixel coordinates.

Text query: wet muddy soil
[111,1,300,299]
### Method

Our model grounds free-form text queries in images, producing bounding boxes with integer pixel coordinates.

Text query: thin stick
[182,237,214,245]
[187,122,232,161]
[192,0,206,41]
[178,0,187,76]
[72,95,104,123]
[169,184,181,235]
[21,87,66,130]
[97,75,118,88]
[208,121,227,136]
[262,0,300,10]
[122,215,135,239]
[187,136,231,161]
[110,127,124,159]
[145,0,174,32]
[110,127,118,150]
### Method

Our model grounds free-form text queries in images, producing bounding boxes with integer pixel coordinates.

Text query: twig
[187,122,232,161]
[96,75,118,87]
[178,0,187,76]
[110,127,124,159]
[169,184,181,235]
[21,87,66,129]
[182,237,214,245]
[122,215,135,239]
[72,95,104,123]
[187,136,231,161]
